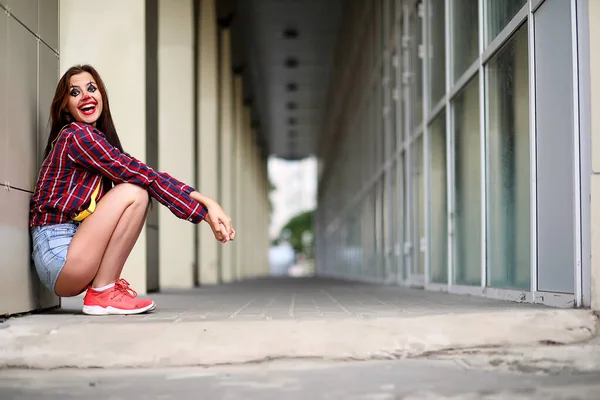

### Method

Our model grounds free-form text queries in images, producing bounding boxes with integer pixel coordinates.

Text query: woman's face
[66,72,103,126]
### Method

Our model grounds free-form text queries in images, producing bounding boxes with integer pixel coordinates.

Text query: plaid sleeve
[66,124,207,224]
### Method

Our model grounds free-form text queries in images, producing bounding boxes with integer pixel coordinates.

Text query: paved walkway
[0,278,596,370]
[62,277,546,322]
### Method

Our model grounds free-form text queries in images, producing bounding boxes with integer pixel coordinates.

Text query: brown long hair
[43,65,124,159]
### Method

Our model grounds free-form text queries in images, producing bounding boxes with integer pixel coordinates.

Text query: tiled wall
[0,0,59,315]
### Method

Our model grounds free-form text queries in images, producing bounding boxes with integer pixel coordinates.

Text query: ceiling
[222,0,343,160]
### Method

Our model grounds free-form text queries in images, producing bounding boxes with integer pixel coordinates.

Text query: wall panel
[38,43,58,167]
[7,17,37,191]
[534,0,575,294]
[7,0,38,35]
[0,1,59,315]
[0,189,56,315]
[39,0,59,51]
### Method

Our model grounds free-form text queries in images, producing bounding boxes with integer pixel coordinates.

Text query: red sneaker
[82,279,156,315]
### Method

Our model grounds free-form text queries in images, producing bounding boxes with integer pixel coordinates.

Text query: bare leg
[92,196,148,287]
[54,183,149,297]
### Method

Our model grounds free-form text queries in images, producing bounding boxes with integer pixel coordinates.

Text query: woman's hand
[206,202,235,243]
[190,191,235,243]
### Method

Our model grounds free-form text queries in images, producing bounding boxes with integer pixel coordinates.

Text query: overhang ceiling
[225,0,342,160]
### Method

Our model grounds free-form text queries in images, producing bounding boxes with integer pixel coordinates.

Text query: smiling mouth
[79,103,97,116]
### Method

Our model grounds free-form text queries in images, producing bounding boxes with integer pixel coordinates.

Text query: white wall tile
[7,17,37,191]
[7,0,38,34]
[37,43,58,170]
[39,0,58,51]
[0,188,59,315]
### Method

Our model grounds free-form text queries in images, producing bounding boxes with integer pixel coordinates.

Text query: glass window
[376,83,383,166]
[453,77,481,286]
[390,163,398,280]
[428,0,446,108]
[380,83,387,164]
[389,50,398,154]
[387,0,397,43]
[452,0,479,81]
[487,0,526,43]
[394,4,405,147]
[411,2,423,130]
[369,94,375,176]
[396,156,406,281]
[397,153,410,281]
[364,193,376,276]
[386,0,395,46]
[374,0,382,68]
[411,136,425,276]
[429,111,447,283]
[376,180,385,279]
[486,25,530,290]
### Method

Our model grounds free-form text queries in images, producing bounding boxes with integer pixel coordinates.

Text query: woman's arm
[188,191,213,208]
[66,123,207,224]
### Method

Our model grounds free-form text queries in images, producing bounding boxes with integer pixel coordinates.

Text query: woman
[30,65,235,316]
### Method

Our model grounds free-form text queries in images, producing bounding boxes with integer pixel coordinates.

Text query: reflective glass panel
[486,25,530,290]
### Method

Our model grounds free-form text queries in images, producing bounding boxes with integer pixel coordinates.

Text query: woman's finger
[218,220,230,241]
[209,217,224,241]
[213,227,224,241]
[220,215,234,238]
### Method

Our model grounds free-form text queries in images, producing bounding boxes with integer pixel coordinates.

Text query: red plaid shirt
[30,122,207,227]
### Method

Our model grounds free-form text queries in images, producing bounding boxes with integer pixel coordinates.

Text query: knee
[131,185,149,208]
[133,186,150,206]
[116,183,149,206]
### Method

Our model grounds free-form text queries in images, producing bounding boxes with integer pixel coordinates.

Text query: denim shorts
[31,222,80,293]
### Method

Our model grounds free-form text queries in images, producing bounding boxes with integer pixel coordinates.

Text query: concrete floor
[1,359,599,399]
[0,278,598,399]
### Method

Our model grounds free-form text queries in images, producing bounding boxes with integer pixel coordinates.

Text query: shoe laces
[112,279,138,299]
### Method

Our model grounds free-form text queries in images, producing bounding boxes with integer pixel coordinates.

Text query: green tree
[280,209,314,254]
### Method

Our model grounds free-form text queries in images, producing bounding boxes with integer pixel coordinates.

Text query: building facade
[316,0,599,309]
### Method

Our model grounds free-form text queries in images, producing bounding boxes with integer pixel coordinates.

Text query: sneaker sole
[82,301,156,316]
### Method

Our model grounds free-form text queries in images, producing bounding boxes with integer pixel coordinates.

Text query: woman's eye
[88,85,97,93]
[70,89,80,97]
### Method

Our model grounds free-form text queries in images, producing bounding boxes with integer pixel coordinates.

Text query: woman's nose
[82,93,90,100]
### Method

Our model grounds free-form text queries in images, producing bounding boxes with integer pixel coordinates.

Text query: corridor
[1,0,599,318]
[1,0,600,397]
